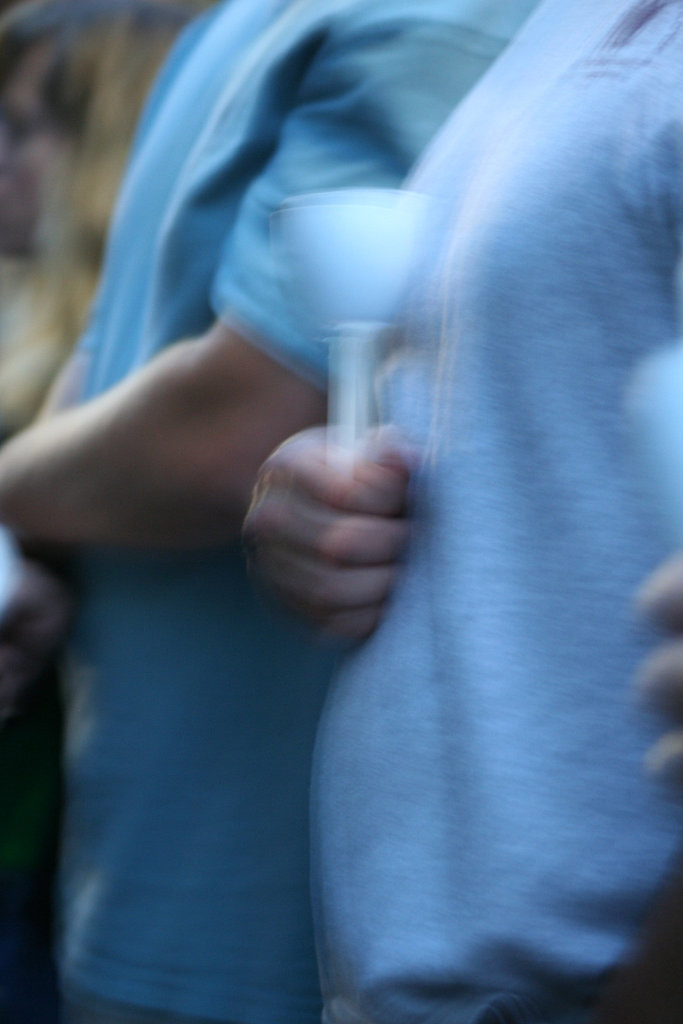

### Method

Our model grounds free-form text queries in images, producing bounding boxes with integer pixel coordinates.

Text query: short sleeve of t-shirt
[212,7,518,386]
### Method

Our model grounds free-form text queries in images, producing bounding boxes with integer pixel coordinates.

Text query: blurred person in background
[0,1,541,1023]
[0,3,188,1021]
[244,1,683,1022]
[0,0,190,430]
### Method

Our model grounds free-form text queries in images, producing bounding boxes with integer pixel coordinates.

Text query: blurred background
[0,2,208,1020]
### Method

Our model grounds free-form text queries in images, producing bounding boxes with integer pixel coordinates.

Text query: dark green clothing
[0,677,62,871]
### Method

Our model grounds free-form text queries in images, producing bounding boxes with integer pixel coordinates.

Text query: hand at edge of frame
[0,554,74,724]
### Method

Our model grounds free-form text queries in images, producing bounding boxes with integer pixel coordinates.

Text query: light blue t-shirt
[312,2,683,1022]
[59,1,537,1021]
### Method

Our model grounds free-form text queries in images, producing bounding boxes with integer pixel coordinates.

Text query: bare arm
[0,321,326,548]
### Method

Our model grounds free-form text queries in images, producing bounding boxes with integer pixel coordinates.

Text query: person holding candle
[0,0,542,1022]
[244,1,683,1021]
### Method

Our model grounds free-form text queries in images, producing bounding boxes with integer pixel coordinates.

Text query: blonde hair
[0,0,191,432]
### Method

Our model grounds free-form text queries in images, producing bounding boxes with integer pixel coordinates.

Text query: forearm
[0,324,326,548]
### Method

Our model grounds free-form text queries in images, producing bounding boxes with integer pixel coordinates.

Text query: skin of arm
[0,320,327,548]
[243,426,412,639]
